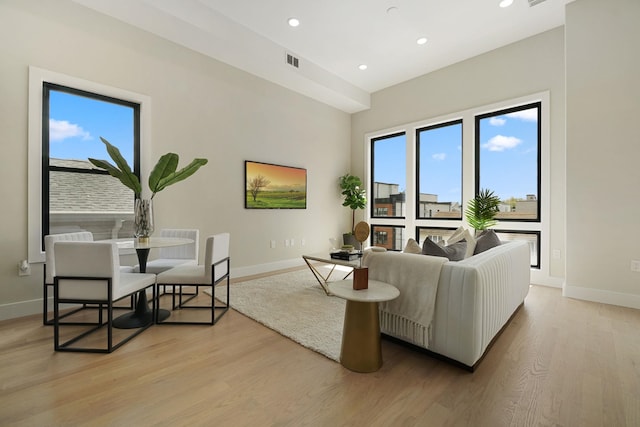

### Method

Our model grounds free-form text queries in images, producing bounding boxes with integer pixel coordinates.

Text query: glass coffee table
[302,252,363,295]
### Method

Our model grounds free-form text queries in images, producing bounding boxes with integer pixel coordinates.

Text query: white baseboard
[231,257,306,278]
[563,283,640,310]
[0,298,43,322]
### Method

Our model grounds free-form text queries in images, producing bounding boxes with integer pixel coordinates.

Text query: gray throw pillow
[422,238,467,261]
[473,229,502,255]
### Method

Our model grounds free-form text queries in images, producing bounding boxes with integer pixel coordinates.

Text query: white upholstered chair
[155,233,230,325]
[43,231,93,325]
[53,241,157,353]
[44,232,135,325]
[135,228,200,274]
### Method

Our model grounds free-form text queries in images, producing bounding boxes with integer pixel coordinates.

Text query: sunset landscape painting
[245,161,307,209]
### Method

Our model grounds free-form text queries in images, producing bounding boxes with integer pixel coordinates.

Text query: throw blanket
[363,251,447,347]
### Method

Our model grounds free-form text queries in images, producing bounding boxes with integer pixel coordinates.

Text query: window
[416,120,462,219]
[28,67,151,262]
[371,132,406,219]
[365,92,548,274]
[371,225,404,251]
[43,83,140,243]
[475,103,541,221]
[416,227,458,246]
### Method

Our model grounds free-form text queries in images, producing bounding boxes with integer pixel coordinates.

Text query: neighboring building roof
[49,159,134,213]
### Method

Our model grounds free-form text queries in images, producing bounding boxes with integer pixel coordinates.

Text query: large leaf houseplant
[339,173,367,247]
[465,188,501,233]
[89,137,208,240]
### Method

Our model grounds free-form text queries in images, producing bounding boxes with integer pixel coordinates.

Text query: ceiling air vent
[286,52,299,69]
[528,0,547,6]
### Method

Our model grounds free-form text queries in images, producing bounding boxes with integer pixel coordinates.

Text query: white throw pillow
[403,238,422,254]
[448,227,476,259]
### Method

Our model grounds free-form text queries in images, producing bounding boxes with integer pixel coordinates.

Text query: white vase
[134,199,154,241]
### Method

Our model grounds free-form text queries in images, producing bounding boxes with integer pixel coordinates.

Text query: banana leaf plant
[89,137,208,199]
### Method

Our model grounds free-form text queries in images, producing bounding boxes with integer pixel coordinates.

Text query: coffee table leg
[340,300,382,373]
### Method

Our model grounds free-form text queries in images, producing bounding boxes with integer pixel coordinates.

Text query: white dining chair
[155,233,230,325]
[44,232,135,325]
[43,231,93,325]
[53,241,157,353]
[134,228,200,274]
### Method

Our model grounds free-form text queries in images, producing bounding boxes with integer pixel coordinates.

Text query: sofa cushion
[403,238,422,254]
[448,227,476,259]
[422,238,467,261]
[473,229,502,254]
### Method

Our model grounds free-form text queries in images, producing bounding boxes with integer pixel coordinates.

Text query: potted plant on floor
[339,173,367,248]
[89,137,208,241]
[465,188,501,234]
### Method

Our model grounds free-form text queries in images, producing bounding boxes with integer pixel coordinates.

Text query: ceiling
[72,0,573,113]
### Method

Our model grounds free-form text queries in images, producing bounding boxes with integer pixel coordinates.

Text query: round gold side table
[328,279,399,373]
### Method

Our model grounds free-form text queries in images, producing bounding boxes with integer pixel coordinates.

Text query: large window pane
[476,103,540,221]
[371,225,404,251]
[416,227,458,246]
[371,132,406,218]
[44,84,139,242]
[416,120,462,219]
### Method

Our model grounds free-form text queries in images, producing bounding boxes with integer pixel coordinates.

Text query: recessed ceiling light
[499,0,514,7]
[417,37,428,45]
[358,64,368,71]
[287,17,300,27]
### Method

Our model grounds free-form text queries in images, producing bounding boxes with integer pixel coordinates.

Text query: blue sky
[49,90,135,165]
[373,107,538,202]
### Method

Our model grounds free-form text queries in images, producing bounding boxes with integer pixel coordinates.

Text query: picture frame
[245,160,307,209]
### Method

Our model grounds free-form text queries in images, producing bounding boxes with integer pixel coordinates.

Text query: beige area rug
[214,269,346,362]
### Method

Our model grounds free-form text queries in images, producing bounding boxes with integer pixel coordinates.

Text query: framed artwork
[245,160,307,209]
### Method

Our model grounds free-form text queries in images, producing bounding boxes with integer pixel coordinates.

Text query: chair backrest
[158,229,199,261]
[53,241,119,301]
[44,231,94,284]
[204,233,230,282]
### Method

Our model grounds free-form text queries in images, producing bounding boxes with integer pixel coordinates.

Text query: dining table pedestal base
[113,292,170,329]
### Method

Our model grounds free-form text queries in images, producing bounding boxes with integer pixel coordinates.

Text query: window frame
[364,92,550,275]
[28,67,152,262]
[474,102,542,222]
[42,82,141,243]
[415,119,463,220]
[370,131,407,220]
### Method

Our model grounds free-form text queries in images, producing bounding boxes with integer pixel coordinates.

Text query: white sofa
[363,240,531,371]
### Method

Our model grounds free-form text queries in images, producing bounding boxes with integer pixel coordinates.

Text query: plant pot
[343,233,359,249]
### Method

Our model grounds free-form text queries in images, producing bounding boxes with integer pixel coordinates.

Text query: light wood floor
[1,277,639,426]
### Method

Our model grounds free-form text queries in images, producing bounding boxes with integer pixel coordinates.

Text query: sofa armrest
[429,240,531,367]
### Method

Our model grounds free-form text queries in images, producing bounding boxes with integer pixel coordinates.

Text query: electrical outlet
[631,260,640,272]
[18,260,31,276]
[552,249,561,260]
[301,239,306,246]
[285,239,290,247]
[270,240,276,249]
[290,239,295,247]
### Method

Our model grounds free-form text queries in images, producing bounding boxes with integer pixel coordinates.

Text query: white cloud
[432,153,446,161]
[49,119,91,142]
[483,135,522,152]
[489,117,506,126]
[506,108,537,122]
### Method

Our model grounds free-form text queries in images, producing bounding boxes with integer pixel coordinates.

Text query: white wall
[0,0,351,320]
[565,0,640,308]
[351,27,567,286]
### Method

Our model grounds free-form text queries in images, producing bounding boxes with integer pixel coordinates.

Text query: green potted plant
[89,137,208,241]
[465,188,501,234]
[339,173,367,247]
